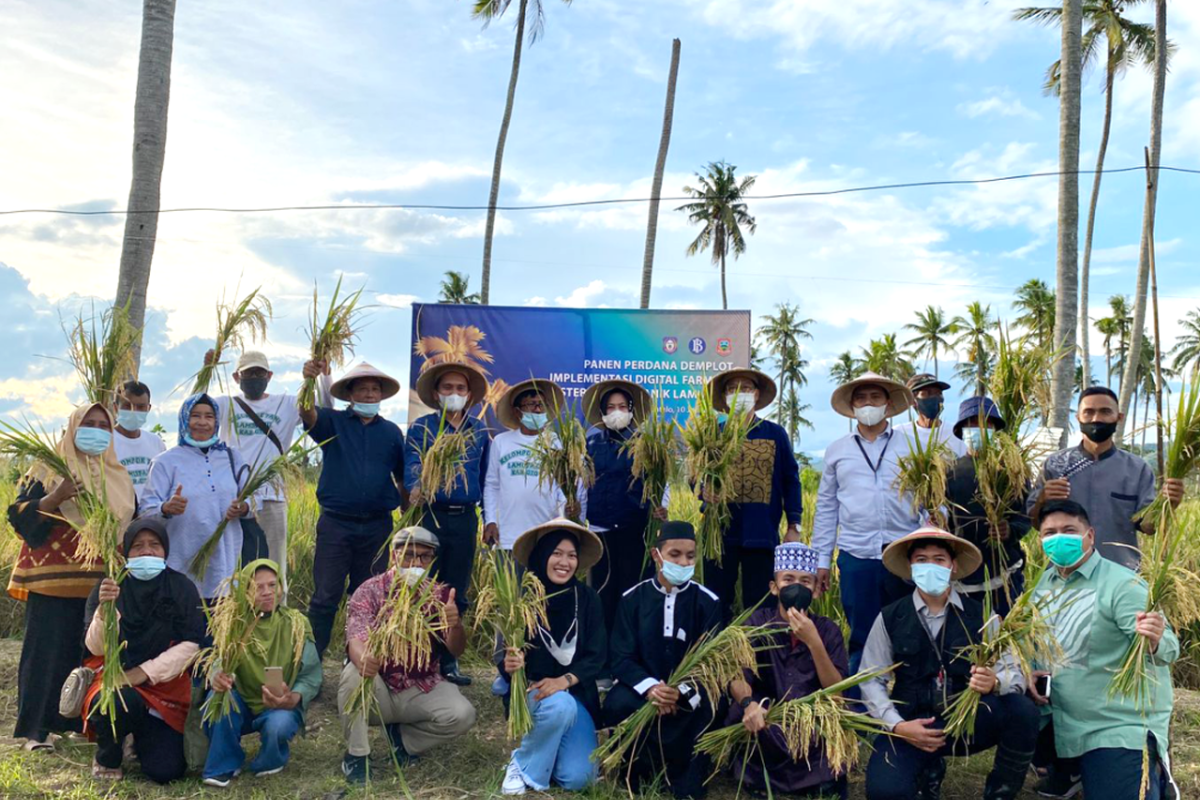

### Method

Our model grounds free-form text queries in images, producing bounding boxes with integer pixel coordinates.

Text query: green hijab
[233,558,314,715]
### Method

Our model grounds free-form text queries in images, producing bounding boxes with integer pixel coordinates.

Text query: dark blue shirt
[305,407,405,517]
[585,424,648,528]
[726,416,803,548]
[403,412,491,505]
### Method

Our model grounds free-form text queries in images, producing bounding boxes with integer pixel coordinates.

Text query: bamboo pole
[1145,147,1166,477]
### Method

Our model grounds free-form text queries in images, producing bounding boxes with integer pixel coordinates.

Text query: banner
[407,304,751,427]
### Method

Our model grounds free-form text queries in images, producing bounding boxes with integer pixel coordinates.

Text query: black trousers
[1035,721,1173,800]
[307,512,391,657]
[92,687,186,784]
[592,517,654,633]
[424,504,478,615]
[865,694,1039,800]
[702,539,774,617]
[14,593,83,740]
[604,683,714,798]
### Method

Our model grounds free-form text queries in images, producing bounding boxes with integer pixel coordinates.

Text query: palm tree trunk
[933,350,938,379]
[1105,345,1111,387]
[720,250,728,310]
[1049,0,1083,446]
[976,350,985,397]
[1118,0,1168,440]
[640,39,681,310]
[479,0,528,306]
[1079,52,1116,390]
[114,0,176,373]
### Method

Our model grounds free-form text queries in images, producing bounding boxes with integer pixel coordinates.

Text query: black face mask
[915,396,943,421]
[1080,421,1117,444]
[779,583,813,613]
[240,376,269,400]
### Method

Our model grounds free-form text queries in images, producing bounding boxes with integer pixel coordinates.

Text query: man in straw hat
[702,367,804,611]
[300,360,406,657]
[407,361,491,687]
[893,373,966,459]
[860,528,1037,800]
[483,378,584,551]
[725,542,849,797]
[582,378,667,629]
[812,372,921,673]
[338,527,475,784]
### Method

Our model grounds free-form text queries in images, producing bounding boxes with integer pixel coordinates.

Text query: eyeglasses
[397,551,436,566]
[519,400,546,412]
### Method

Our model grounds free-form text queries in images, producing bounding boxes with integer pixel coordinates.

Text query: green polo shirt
[1032,551,1178,758]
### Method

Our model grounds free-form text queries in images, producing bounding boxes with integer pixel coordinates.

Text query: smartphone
[1034,674,1051,699]
[264,666,285,695]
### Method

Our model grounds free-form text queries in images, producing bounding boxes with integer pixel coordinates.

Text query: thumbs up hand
[163,485,188,516]
[443,588,461,628]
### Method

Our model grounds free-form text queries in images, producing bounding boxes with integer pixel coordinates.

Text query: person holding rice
[82,516,205,782]
[299,360,406,657]
[893,373,967,458]
[201,558,322,788]
[5,403,136,751]
[724,542,849,798]
[860,528,1037,800]
[141,393,252,601]
[338,526,476,784]
[111,379,166,501]
[603,520,722,800]
[497,518,607,795]
[407,360,491,687]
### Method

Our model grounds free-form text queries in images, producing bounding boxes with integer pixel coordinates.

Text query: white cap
[236,351,270,372]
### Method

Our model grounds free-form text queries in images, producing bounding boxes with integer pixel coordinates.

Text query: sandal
[22,738,54,752]
[92,759,123,780]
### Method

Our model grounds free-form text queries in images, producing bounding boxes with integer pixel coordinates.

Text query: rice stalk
[299,277,365,411]
[894,424,952,528]
[621,398,679,551]
[528,387,594,524]
[65,301,142,406]
[183,287,272,398]
[988,327,1061,434]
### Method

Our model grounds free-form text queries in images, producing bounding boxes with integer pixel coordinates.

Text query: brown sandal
[92,760,123,780]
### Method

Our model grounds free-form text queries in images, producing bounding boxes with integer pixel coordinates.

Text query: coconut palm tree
[474,0,574,305]
[677,161,757,310]
[1169,310,1200,377]
[1016,1,1163,389]
[1013,279,1057,349]
[1095,315,1119,387]
[438,271,482,304]
[830,351,857,385]
[1099,295,1133,391]
[114,0,177,371]
[857,334,914,382]
[902,306,957,378]
[758,304,813,437]
[777,386,813,446]
[641,39,681,309]
[951,302,997,396]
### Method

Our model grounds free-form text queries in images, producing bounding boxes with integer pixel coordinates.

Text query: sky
[3,0,1200,455]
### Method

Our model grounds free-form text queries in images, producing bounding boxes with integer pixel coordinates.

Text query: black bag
[224,449,268,564]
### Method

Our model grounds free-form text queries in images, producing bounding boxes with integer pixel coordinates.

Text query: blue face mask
[910,562,952,596]
[659,558,695,587]
[352,402,381,419]
[116,409,148,432]
[183,432,220,448]
[74,427,112,456]
[126,556,167,581]
[1042,533,1087,569]
[523,411,549,431]
[963,428,985,452]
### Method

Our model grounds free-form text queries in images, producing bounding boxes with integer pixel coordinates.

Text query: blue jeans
[837,552,910,673]
[512,691,597,791]
[203,689,302,778]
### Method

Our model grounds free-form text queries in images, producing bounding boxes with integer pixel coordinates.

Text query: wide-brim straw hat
[582,380,653,426]
[512,517,604,573]
[415,361,489,410]
[708,368,777,412]
[830,372,914,419]
[882,527,983,581]
[330,362,401,402]
[497,378,567,431]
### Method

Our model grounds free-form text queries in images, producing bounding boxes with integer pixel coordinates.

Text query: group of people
[3,349,1186,800]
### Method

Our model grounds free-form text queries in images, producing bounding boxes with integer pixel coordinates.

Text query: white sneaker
[502,758,527,795]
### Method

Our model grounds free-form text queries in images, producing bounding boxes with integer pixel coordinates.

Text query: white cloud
[376,293,419,308]
[958,94,1040,120]
[936,142,1058,233]
[0,373,82,423]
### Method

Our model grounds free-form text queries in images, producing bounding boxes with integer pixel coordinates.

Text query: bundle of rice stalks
[943,584,1062,738]
[894,425,952,528]
[971,429,1033,536]
[621,398,679,548]
[472,549,550,739]
[593,610,773,777]
[299,277,364,411]
[695,666,894,780]
[528,391,594,524]
[189,441,318,580]
[66,302,142,406]
[679,380,753,567]
[989,328,1061,433]
[184,287,272,397]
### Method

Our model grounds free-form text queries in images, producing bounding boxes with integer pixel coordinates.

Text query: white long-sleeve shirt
[483,430,585,549]
[892,420,968,459]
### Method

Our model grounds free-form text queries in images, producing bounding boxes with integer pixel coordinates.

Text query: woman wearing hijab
[82,517,206,782]
[141,393,252,600]
[498,518,607,795]
[5,403,136,751]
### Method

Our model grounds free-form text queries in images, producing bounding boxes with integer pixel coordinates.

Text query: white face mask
[602,409,633,430]
[854,404,888,427]
[727,392,756,414]
[439,393,468,412]
[397,567,425,586]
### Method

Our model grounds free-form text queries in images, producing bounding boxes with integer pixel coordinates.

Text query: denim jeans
[512,691,597,791]
[837,552,911,673]
[202,689,302,778]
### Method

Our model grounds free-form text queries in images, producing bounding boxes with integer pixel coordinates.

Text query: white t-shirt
[484,429,582,550]
[892,420,969,459]
[113,430,167,501]
[215,394,302,503]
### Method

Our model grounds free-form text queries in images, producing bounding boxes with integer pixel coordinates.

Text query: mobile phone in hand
[1034,674,1051,699]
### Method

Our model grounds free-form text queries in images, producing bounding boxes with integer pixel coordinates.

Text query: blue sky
[3,0,1200,454]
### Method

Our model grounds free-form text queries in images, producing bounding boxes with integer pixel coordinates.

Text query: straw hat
[415,362,489,410]
[330,362,401,402]
[512,517,604,573]
[829,372,914,419]
[882,527,983,581]
[582,379,652,426]
[708,368,777,412]
[497,378,567,431]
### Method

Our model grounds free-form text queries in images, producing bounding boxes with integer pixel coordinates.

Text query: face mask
[854,404,888,427]
[74,427,112,455]
[659,559,695,587]
[184,432,220,449]
[116,409,148,432]
[1080,421,1117,444]
[916,396,943,421]
[963,428,985,452]
[779,583,814,613]
[126,556,166,581]
[352,401,381,419]
[910,562,952,596]
[397,566,426,586]
[602,410,633,431]
[439,393,468,413]
[523,411,549,431]
[1042,533,1088,569]
[727,392,756,414]
[240,376,269,400]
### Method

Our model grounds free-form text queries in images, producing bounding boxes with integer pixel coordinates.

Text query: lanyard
[854,432,891,474]
[921,607,952,708]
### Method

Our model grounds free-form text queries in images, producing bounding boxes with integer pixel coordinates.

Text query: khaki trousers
[258,500,289,594]
[337,662,476,757]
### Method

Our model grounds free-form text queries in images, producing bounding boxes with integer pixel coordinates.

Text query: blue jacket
[404,412,491,505]
[585,424,648,528]
[726,417,803,549]
[305,407,405,517]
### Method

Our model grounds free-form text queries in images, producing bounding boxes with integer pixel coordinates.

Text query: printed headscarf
[176,393,228,450]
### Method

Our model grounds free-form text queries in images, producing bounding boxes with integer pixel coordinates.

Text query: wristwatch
[738,696,755,710]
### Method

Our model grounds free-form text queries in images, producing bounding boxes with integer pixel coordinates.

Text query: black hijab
[529,530,581,641]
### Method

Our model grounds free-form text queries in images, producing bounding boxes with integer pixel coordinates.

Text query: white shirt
[214,394,302,503]
[483,429,585,549]
[892,420,968,459]
[113,429,167,501]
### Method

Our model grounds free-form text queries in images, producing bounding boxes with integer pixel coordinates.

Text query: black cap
[655,520,695,546]
[123,516,170,558]
[906,373,951,392]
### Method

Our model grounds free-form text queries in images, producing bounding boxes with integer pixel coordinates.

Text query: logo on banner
[662,337,678,354]
[689,337,706,354]
[716,338,732,356]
